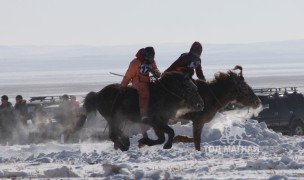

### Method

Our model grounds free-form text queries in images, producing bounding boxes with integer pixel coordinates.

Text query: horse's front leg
[163,125,175,149]
[138,127,165,147]
[152,123,174,149]
[138,124,152,147]
[193,120,203,151]
[154,129,166,144]
[138,128,150,148]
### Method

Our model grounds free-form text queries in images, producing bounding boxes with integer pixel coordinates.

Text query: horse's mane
[161,71,184,78]
[159,72,185,82]
[208,70,239,85]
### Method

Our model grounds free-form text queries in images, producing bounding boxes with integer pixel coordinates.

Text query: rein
[109,72,186,101]
[206,82,252,117]
[152,76,186,101]
[205,83,226,108]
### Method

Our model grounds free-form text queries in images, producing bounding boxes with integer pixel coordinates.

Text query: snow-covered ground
[0,108,304,179]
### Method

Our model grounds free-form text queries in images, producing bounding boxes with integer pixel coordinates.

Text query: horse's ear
[239,75,244,81]
[232,65,243,78]
[228,70,240,84]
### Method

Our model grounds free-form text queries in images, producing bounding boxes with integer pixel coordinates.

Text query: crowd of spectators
[0,94,80,145]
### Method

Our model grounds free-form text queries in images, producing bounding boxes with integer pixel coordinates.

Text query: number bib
[188,60,201,69]
[139,64,152,76]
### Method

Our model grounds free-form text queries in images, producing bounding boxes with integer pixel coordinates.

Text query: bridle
[208,83,253,119]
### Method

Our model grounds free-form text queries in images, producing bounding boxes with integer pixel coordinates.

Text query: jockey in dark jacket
[164,41,206,81]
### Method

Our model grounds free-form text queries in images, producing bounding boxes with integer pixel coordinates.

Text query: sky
[1,0,304,46]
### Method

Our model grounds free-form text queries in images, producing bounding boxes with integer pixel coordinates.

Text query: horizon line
[1,39,304,47]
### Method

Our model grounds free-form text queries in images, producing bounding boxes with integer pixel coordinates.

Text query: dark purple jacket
[164,52,205,80]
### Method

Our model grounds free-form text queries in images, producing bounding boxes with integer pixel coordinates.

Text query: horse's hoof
[120,146,129,151]
[163,143,172,149]
[138,138,146,148]
[114,143,129,151]
[122,138,130,147]
[138,142,146,148]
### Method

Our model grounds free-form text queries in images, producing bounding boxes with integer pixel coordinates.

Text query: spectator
[0,95,16,144]
[14,95,28,126]
[57,94,73,127]
[70,95,80,116]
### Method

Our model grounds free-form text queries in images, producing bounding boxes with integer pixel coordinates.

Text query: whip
[109,72,124,77]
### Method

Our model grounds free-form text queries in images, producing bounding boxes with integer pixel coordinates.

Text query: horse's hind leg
[109,128,119,149]
[121,134,130,148]
[109,127,130,151]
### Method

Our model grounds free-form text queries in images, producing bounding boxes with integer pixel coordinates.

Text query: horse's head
[160,72,204,112]
[214,65,261,109]
[231,65,261,109]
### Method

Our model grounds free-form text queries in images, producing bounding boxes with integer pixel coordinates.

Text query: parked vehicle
[26,96,64,123]
[253,87,304,136]
[26,96,73,143]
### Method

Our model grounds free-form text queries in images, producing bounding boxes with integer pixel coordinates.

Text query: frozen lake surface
[1,41,304,100]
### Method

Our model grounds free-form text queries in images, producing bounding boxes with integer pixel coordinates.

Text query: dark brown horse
[147,65,261,151]
[81,72,204,151]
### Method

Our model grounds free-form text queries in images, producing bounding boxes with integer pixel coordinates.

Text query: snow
[0,109,304,179]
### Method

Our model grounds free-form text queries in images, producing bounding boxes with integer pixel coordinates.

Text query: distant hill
[0,39,303,71]
[203,39,304,65]
[1,40,304,98]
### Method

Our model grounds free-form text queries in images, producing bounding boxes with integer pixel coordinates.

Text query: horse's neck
[150,83,181,107]
[208,81,233,110]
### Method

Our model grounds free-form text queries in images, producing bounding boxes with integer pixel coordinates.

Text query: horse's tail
[83,91,98,114]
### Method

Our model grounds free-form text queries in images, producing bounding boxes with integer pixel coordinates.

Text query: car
[26,96,67,122]
[253,87,304,136]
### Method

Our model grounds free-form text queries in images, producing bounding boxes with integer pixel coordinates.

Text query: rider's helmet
[143,46,155,64]
[190,41,203,56]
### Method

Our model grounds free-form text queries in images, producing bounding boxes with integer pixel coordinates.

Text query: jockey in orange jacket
[121,47,161,121]
[164,41,206,81]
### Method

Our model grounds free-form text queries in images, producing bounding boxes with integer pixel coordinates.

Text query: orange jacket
[121,49,161,89]
[121,59,160,89]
